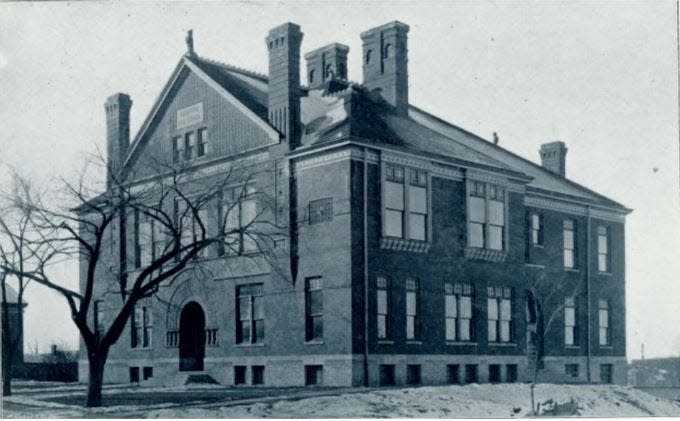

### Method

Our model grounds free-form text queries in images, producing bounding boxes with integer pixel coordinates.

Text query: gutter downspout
[363,148,370,387]
[586,205,592,382]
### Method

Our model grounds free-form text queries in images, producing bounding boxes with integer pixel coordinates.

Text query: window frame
[305,277,323,342]
[598,299,610,346]
[131,304,152,349]
[445,282,474,342]
[563,219,577,269]
[564,297,577,346]
[529,212,544,246]
[376,277,391,340]
[466,180,507,251]
[219,185,258,256]
[405,278,419,340]
[197,127,209,157]
[236,283,265,345]
[382,163,430,242]
[487,287,513,343]
[597,225,610,273]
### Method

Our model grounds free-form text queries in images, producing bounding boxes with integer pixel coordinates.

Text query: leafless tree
[0,160,283,407]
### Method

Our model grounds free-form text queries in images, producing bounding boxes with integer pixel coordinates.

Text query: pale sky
[0,1,678,360]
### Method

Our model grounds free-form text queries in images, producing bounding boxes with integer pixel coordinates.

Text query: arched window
[324,64,334,80]
[365,49,372,64]
[384,44,392,59]
[309,69,315,84]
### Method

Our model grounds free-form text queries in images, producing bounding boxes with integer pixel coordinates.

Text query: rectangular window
[234,366,246,385]
[488,364,501,383]
[406,365,421,385]
[597,226,609,272]
[143,306,153,348]
[305,365,323,386]
[129,367,140,383]
[376,277,390,339]
[197,128,209,157]
[172,136,183,163]
[143,366,153,380]
[506,364,518,383]
[565,364,579,378]
[487,287,512,343]
[598,300,610,346]
[305,277,323,341]
[236,284,264,344]
[379,365,396,386]
[383,164,428,241]
[251,366,265,385]
[464,364,478,384]
[131,305,152,348]
[530,213,543,245]
[406,279,419,340]
[445,283,474,342]
[467,181,505,250]
[447,364,460,384]
[184,132,195,160]
[564,297,577,346]
[220,186,257,255]
[563,219,576,268]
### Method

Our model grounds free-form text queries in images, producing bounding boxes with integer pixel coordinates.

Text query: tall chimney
[266,22,303,150]
[105,93,132,189]
[360,21,409,115]
[540,141,568,177]
[305,43,349,89]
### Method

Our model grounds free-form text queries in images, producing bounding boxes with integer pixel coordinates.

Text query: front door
[179,301,205,371]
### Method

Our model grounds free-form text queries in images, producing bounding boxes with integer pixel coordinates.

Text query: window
[252,366,265,385]
[600,364,613,384]
[131,305,152,348]
[598,300,610,346]
[565,364,579,378]
[464,364,478,384]
[234,366,246,385]
[564,297,577,346]
[506,364,518,383]
[172,136,182,163]
[308,69,315,84]
[236,284,264,344]
[376,277,390,339]
[529,213,543,246]
[488,364,501,383]
[173,199,209,260]
[220,186,257,255]
[383,164,428,241]
[406,365,421,385]
[305,277,323,341]
[447,364,460,384]
[305,365,323,385]
[487,287,512,343]
[134,210,152,269]
[143,366,153,380]
[445,283,474,342]
[379,365,396,386]
[184,132,195,160]
[197,128,209,157]
[129,367,139,383]
[563,219,576,268]
[94,300,105,339]
[406,279,419,340]
[597,226,609,272]
[308,198,333,224]
[467,181,505,250]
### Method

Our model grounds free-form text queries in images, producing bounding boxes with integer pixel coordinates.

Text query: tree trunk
[1,296,12,397]
[87,353,106,407]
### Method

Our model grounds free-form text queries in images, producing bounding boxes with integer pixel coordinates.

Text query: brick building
[79,21,630,387]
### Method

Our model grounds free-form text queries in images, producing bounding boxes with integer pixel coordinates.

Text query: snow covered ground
[3,382,680,418]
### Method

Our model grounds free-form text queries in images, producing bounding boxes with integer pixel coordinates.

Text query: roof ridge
[195,55,269,82]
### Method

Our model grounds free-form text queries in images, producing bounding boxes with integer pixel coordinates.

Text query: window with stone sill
[383,164,428,242]
[487,287,512,343]
[467,181,505,251]
[445,283,474,342]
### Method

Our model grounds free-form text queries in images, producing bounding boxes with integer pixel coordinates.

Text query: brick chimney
[360,21,409,115]
[540,141,568,177]
[105,93,132,189]
[266,23,303,150]
[304,43,349,89]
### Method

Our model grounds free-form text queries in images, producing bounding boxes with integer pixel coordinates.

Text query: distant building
[629,357,680,388]
[79,21,630,387]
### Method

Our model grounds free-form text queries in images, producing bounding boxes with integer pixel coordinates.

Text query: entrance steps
[161,370,221,387]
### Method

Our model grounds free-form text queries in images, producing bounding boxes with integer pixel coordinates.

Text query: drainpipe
[586,205,592,382]
[363,148,370,387]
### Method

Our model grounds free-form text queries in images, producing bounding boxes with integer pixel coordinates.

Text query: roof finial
[185,29,195,57]
[493,132,499,145]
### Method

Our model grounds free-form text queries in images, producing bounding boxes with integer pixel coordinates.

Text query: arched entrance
[179,301,205,371]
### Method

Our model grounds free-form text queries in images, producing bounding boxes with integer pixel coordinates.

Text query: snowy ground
[2,381,680,418]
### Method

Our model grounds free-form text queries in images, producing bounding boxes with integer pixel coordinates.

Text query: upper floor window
[172,136,182,163]
[383,164,428,241]
[597,226,610,272]
[445,283,474,342]
[236,284,264,344]
[174,199,209,261]
[376,277,391,339]
[467,181,505,250]
[197,128,209,157]
[487,287,512,343]
[405,278,419,340]
[172,128,208,163]
[529,213,543,246]
[184,132,195,160]
[563,219,576,269]
[598,299,610,346]
[134,210,152,269]
[564,297,577,346]
[219,186,257,255]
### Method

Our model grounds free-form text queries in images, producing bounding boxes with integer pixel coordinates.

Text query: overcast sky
[0,1,678,360]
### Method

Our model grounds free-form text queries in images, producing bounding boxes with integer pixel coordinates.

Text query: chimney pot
[305,43,349,89]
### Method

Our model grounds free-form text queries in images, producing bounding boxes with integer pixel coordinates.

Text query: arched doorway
[179,301,205,371]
